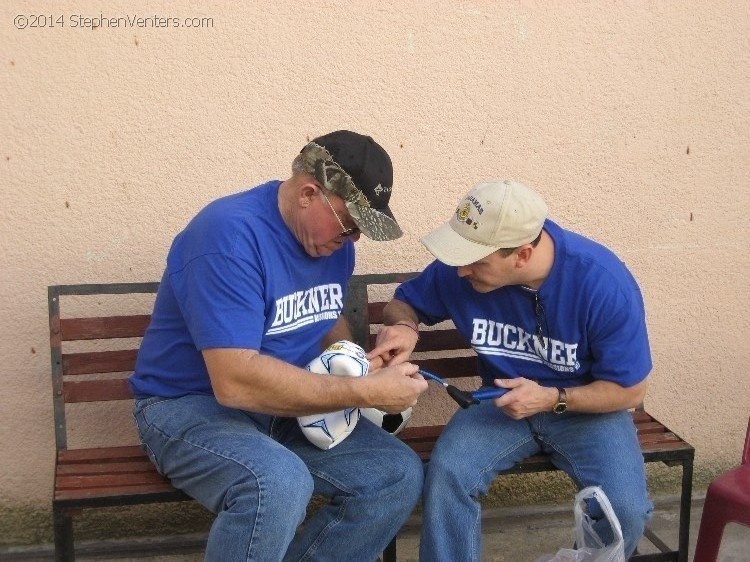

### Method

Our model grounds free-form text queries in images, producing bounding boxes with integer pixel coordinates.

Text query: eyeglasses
[319,189,360,238]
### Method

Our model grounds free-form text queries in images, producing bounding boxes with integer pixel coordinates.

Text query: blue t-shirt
[130,180,355,398]
[395,220,651,388]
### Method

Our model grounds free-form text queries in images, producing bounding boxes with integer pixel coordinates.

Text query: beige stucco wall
[1,0,748,534]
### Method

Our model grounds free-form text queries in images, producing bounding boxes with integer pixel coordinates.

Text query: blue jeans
[420,402,653,561]
[134,394,423,561]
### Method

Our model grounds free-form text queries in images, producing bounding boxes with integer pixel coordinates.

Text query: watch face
[553,402,567,414]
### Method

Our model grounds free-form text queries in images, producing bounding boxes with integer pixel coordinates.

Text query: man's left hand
[491,377,558,419]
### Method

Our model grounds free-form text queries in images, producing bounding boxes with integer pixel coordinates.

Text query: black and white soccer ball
[298,341,369,450]
[361,406,413,435]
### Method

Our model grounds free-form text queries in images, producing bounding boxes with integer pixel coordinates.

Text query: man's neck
[277,177,297,231]
[520,230,555,290]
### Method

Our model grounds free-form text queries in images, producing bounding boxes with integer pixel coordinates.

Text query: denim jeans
[133,394,423,561]
[420,401,653,561]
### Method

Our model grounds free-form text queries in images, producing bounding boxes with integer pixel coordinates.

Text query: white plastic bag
[536,486,626,562]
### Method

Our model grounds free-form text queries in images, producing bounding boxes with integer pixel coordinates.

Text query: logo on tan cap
[456,203,480,229]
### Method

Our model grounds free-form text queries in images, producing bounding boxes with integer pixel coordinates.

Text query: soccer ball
[305,340,369,378]
[298,341,369,450]
[361,406,413,435]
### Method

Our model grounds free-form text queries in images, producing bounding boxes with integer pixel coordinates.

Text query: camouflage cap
[299,131,402,241]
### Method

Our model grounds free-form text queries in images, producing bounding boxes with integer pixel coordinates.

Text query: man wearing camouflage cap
[130,131,427,561]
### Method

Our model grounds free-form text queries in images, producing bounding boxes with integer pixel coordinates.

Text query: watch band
[553,387,568,414]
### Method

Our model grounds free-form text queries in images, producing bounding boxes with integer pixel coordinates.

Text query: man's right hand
[367,298,421,367]
[367,324,419,367]
[363,362,427,413]
[203,348,426,417]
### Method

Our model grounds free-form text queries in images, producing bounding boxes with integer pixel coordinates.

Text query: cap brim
[347,202,403,241]
[301,142,403,241]
[420,222,499,266]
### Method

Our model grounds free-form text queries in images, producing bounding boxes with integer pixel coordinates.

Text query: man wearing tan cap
[369,180,653,560]
[130,131,427,561]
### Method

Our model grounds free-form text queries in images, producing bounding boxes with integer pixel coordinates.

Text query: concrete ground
[3,496,748,561]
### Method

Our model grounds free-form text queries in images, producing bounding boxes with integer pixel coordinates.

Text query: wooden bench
[344,272,696,562]
[48,282,193,562]
[49,277,695,561]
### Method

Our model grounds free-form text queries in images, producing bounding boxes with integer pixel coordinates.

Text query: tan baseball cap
[421,180,548,266]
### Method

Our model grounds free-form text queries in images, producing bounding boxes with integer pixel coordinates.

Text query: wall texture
[1,0,748,540]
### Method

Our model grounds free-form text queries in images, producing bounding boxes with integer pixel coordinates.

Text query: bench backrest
[49,273,645,453]
[48,283,158,451]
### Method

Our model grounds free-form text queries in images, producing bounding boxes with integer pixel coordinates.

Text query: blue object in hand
[418,369,508,408]
[472,387,509,401]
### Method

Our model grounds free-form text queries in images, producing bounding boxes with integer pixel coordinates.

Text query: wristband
[394,321,419,338]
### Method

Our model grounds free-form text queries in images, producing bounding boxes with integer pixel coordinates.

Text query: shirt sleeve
[169,253,267,351]
[394,261,452,326]
[588,284,653,387]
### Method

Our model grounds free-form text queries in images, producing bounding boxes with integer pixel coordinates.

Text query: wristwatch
[552,388,568,414]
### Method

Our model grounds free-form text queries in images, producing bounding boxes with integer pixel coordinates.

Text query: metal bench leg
[678,456,694,562]
[53,505,75,562]
[382,536,397,562]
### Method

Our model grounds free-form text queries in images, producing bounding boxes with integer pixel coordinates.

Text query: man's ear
[514,245,534,268]
[299,182,317,208]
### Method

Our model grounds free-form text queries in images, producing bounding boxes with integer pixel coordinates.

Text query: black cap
[299,131,402,241]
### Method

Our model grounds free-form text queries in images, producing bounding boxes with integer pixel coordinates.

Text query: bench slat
[58,446,146,463]
[55,482,179,502]
[641,440,693,452]
[399,425,444,441]
[366,302,388,323]
[57,471,167,490]
[63,379,133,402]
[60,315,151,341]
[637,432,681,445]
[635,421,669,434]
[417,356,480,379]
[632,410,653,422]
[368,329,471,353]
[62,349,138,375]
[57,461,156,475]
